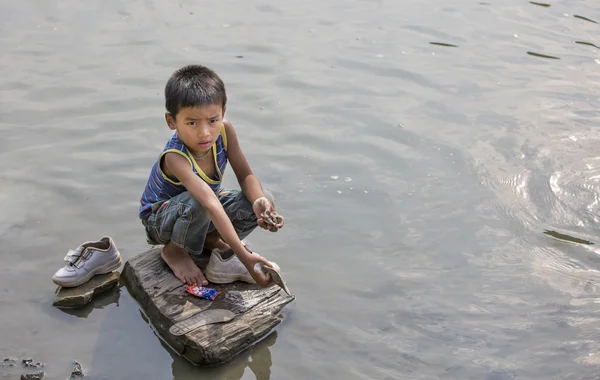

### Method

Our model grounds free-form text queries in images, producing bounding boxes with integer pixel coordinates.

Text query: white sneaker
[52,236,122,288]
[205,248,256,284]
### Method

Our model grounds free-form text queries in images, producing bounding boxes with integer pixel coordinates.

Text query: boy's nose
[198,125,211,136]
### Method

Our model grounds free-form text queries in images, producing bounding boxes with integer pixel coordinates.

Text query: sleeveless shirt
[139,124,228,220]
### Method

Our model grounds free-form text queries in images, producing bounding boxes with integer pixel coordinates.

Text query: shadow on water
[526,51,560,60]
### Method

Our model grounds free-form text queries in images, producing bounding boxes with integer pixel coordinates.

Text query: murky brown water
[1,0,600,379]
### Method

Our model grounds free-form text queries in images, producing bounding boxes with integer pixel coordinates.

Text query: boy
[139,64,284,288]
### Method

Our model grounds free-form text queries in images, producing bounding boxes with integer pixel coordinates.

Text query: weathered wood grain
[120,247,295,366]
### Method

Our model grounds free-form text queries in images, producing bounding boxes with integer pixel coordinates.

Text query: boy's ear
[165,113,176,130]
[222,106,226,117]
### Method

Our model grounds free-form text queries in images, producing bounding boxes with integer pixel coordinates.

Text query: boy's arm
[163,152,272,286]
[223,120,284,231]
[223,120,266,205]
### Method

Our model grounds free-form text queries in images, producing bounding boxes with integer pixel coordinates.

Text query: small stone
[53,272,120,308]
[1,357,16,367]
[21,359,44,368]
[21,372,44,380]
[263,212,283,227]
[70,361,84,378]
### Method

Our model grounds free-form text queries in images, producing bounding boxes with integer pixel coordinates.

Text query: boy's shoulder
[222,118,238,147]
[223,118,234,133]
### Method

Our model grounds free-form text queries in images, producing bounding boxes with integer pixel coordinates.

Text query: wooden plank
[120,247,295,366]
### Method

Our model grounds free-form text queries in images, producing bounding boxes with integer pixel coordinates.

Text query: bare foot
[203,231,230,251]
[161,242,208,286]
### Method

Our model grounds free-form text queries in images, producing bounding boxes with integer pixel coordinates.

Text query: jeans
[142,189,273,255]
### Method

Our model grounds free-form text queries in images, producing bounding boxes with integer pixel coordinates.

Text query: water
[1,0,599,379]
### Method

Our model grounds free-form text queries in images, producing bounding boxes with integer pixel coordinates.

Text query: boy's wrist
[231,241,252,263]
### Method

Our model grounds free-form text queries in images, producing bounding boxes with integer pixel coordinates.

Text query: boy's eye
[210,119,217,124]
[188,121,197,126]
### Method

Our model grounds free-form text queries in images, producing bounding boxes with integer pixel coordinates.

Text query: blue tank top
[139,124,228,220]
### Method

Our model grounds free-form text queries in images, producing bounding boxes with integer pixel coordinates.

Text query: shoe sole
[205,270,256,284]
[53,254,123,288]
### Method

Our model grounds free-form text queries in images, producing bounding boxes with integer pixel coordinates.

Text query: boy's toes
[192,271,207,286]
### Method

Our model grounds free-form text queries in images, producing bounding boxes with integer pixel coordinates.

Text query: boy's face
[166,104,225,155]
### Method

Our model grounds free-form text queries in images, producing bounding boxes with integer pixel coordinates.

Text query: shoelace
[63,247,88,268]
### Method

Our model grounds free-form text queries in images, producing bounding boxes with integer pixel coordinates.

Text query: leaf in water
[527,51,560,60]
[529,1,551,7]
[575,41,600,49]
[429,42,458,48]
[574,15,597,23]
[543,230,595,245]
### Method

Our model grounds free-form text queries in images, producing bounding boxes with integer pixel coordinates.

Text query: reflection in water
[573,15,597,24]
[429,42,458,48]
[169,331,278,380]
[527,51,560,60]
[529,2,551,7]
[55,285,121,319]
[575,41,600,49]
[129,295,279,380]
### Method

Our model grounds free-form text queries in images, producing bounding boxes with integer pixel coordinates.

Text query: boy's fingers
[252,270,270,287]
[258,219,270,230]
[259,273,272,287]
[275,216,284,228]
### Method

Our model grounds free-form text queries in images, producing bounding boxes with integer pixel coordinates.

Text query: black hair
[165,64,227,118]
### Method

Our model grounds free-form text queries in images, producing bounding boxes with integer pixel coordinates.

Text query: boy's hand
[253,197,284,232]
[238,250,274,287]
